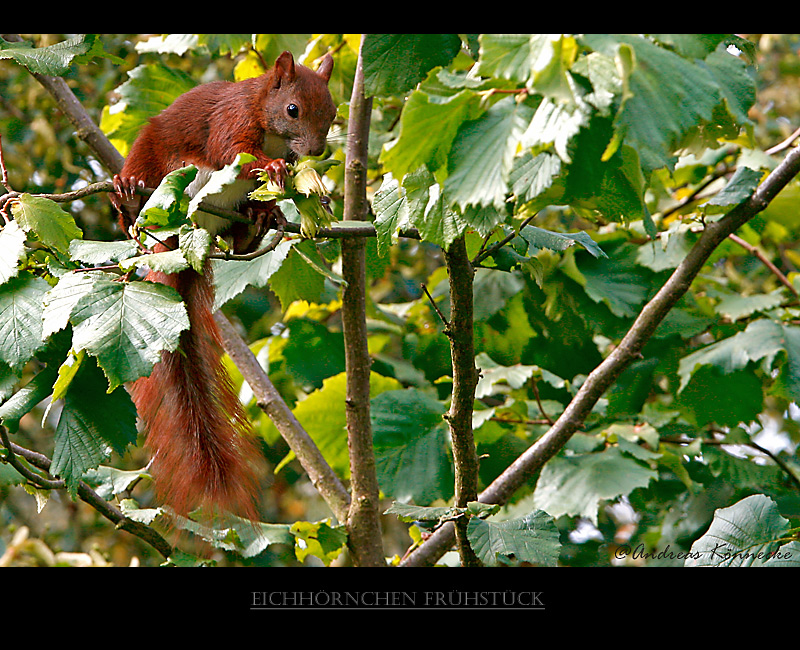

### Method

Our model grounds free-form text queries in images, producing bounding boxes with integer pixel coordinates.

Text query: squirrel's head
[259,51,337,162]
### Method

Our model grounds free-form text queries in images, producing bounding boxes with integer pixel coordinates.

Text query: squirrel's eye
[287,103,299,118]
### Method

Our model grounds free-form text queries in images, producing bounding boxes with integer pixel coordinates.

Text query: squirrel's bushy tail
[130,262,262,520]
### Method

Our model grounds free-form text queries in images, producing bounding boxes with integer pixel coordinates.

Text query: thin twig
[728,232,799,297]
[420,282,449,327]
[766,125,800,156]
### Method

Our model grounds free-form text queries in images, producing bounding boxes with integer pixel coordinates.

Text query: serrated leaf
[581,34,755,175]
[212,239,294,310]
[64,274,190,391]
[519,224,607,259]
[179,226,213,273]
[677,319,800,400]
[11,194,82,257]
[267,240,327,310]
[372,388,454,505]
[701,166,762,216]
[445,96,534,211]
[0,34,99,76]
[51,357,138,496]
[138,166,197,228]
[379,79,484,181]
[0,274,50,369]
[101,63,197,155]
[69,239,139,265]
[402,166,467,249]
[362,33,462,97]
[119,248,189,275]
[475,352,540,398]
[532,446,657,524]
[686,494,800,567]
[467,509,561,566]
[41,272,97,339]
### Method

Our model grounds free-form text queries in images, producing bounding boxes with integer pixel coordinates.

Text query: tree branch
[443,235,482,566]
[401,144,800,567]
[340,38,385,567]
[1,425,173,559]
[213,312,351,523]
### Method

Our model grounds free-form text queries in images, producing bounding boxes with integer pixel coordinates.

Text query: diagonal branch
[400,144,800,567]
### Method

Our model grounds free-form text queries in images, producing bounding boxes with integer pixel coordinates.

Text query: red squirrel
[110,51,337,520]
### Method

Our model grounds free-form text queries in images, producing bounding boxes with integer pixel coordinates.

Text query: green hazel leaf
[282,318,346,390]
[267,240,327,310]
[361,33,463,97]
[138,166,197,228]
[82,465,146,500]
[50,357,138,497]
[477,34,580,102]
[41,272,97,339]
[648,34,729,59]
[444,96,535,211]
[472,268,525,321]
[532,446,657,525]
[700,166,762,216]
[708,287,784,321]
[519,224,607,259]
[0,220,27,286]
[0,34,95,76]
[0,364,59,433]
[400,166,467,249]
[371,388,454,505]
[567,243,650,319]
[677,318,793,393]
[0,274,50,369]
[119,248,189,275]
[509,151,563,205]
[466,509,561,566]
[703,48,757,126]
[686,494,800,567]
[177,226,212,273]
[11,194,82,257]
[379,80,484,181]
[475,352,540,399]
[64,273,190,391]
[582,34,755,175]
[69,239,139,266]
[372,175,409,256]
[102,63,197,150]
[474,34,535,83]
[212,239,294,310]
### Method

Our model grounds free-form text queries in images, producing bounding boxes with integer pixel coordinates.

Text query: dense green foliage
[1,34,800,567]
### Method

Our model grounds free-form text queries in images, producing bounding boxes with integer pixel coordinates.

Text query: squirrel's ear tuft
[273,50,296,88]
[316,53,334,83]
